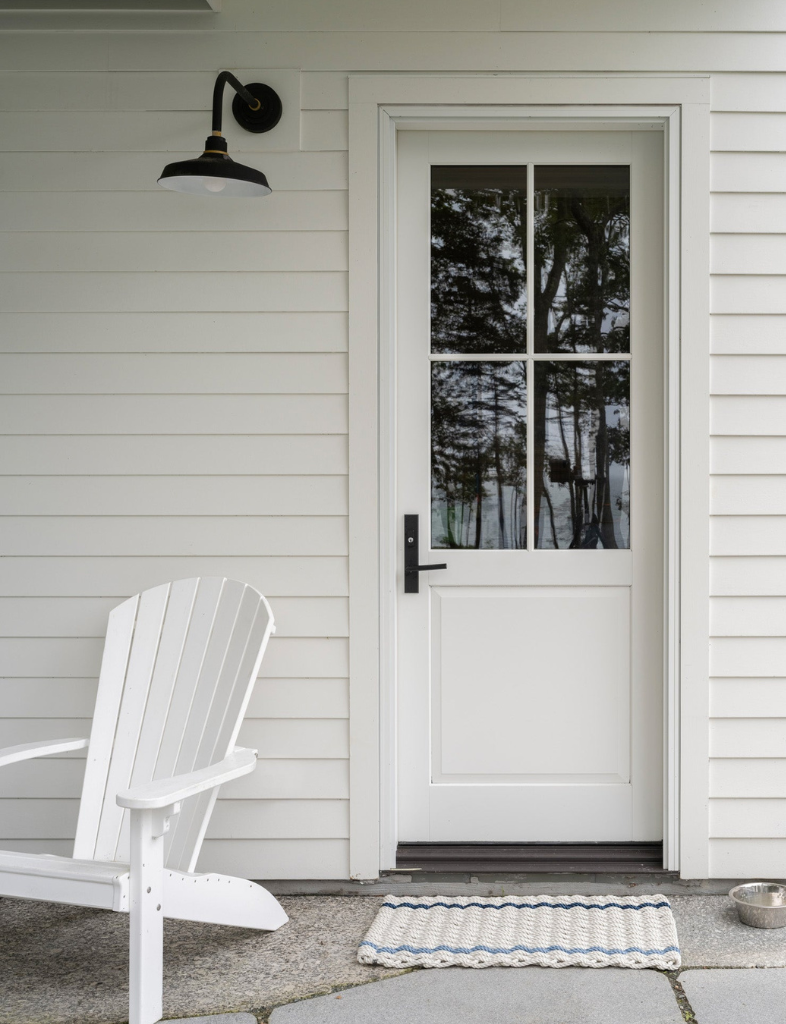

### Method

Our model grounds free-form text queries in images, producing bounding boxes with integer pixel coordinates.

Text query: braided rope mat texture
[358,894,681,970]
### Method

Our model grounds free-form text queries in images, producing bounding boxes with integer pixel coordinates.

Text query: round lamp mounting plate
[232,83,283,134]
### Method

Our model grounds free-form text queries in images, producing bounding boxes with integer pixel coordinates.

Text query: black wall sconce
[158,71,282,197]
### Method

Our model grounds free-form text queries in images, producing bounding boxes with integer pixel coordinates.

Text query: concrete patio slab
[670,895,786,967]
[680,968,786,1023]
[0,895,400,1024]
[268,967,684,1024]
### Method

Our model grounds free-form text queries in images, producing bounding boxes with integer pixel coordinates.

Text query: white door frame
[347,75,710,880]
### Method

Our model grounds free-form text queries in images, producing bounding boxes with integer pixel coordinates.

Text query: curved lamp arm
[211,71,260,134]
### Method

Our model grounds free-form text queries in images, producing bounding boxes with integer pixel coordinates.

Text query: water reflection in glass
[431,166,527,354]
[432,361,527,549]
[534,166,629,354]
[534,361,630,549]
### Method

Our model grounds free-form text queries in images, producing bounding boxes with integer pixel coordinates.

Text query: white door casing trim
[347,75,710,880]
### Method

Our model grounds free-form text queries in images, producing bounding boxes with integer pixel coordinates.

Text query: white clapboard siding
[712,235,786,275]
[0,798,349,840]
[711,719,786,758]
[0,312,348,353]
[712,282,786,317]
[0,396,348,435]
[247,678,349,717]
[0,679,97,717]
[711,759,786,799]
[710,800,786,839]
[0,192,347,232]
[0,476,347,516]
[712,316,786,355]
[0,597,349,639]
[0,557,348,598]
[0,232,348,272]
[712,396,786,436]
[301,110,348,151]
[711,599,786,638]
[238,719,348,759]
[0,354,347,393]
[712,154,786,193]
[0,517,347,557]
[0,272,347,314]
[198,839,349,880]
[711,517,786,556]
[710,839,786,879]
[711,638,786,677]
[0,435,348,475]
[4,29,786,73]
[207,799,349,839]
[0,757,351,801]
[223,759,349,800]
[712,194,786,234]
[0,32,782,882]
[711,679,786,717]
[712,355,786,394]
[301,72,348,110]
[712,477,786,514]
[0,152,348,192]
[0,800,79,839]
[712,113,786,152]
[0,635,347,678]
[0,677,348,720]
[711,437,786,474]
[712,73,786,113]
[712,557,786,597]
[0,759,86,799]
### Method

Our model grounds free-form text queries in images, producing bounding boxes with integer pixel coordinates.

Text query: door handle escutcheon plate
[404,514,446,593]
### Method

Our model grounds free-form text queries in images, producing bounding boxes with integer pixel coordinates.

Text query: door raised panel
[431,586,630,782]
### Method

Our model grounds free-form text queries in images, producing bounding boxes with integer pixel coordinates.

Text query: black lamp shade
[158,148,271,198]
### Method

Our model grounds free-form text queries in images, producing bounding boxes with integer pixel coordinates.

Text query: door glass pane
[431,166,527,354]
[533,360,630,549]
[534,166,630,354]
[432,360,527,549]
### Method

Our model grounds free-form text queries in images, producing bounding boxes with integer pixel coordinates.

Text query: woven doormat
[358,894,680,970]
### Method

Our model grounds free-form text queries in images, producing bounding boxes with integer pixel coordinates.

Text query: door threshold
[396,842,665,874]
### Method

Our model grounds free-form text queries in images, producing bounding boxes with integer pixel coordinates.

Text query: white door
[395,129,664,843]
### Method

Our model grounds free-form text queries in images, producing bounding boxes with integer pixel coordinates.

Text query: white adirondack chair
[0,577,288,1024]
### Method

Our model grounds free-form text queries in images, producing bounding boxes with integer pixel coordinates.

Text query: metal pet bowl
[730,883,786,929]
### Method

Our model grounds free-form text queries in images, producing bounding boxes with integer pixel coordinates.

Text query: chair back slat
[167,588,272,871]
[73,578,273,870]
[73,593,139,859]
[93,583,171,861]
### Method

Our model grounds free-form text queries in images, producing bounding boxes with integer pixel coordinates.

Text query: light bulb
[203,177,228,193]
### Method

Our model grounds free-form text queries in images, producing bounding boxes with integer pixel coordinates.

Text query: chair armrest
[116,746,258,810]
[0,738,89,768]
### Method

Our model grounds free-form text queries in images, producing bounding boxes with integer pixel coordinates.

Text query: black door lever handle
[404,514,446,593]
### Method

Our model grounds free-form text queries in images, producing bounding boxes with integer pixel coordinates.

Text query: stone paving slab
[681,968,786,1023]
[670,895,786,967]
[170,1016,257,1024]
[268,967,684,1024]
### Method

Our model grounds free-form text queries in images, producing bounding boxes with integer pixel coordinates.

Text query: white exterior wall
[0,0,783,879]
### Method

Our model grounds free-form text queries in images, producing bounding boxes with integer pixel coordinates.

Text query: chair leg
[129,808,165,1024]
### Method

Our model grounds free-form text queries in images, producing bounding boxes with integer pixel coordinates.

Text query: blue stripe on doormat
[359,940,680,957]
[382,900,670,912]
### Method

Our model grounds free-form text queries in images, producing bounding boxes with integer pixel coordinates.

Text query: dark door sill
[396,842,665,874]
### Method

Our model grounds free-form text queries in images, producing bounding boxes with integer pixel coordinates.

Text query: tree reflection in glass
[431,166,527,354]
[534,166,629,354]
[534,361,630,549]
[432,361,527,549]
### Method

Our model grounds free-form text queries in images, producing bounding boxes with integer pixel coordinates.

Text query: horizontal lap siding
[0,69,350,879]
[711,75,786,876]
